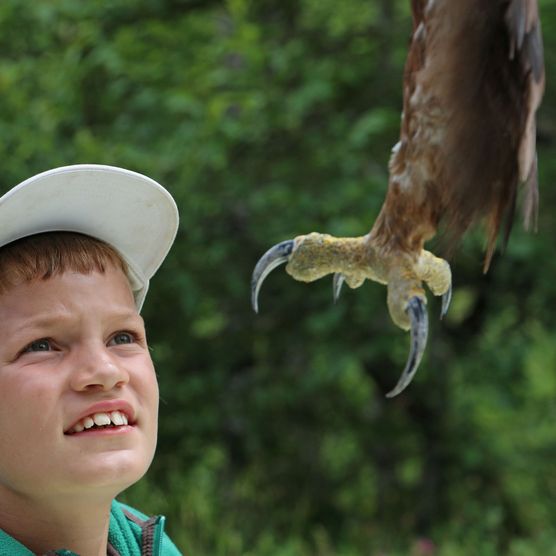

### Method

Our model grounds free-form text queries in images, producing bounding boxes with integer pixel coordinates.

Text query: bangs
[0,232,128,295]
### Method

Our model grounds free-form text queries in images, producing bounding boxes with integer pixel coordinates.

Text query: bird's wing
[506,0,544,229]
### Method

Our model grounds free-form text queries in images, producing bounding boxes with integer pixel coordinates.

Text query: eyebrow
[9,309,143,337]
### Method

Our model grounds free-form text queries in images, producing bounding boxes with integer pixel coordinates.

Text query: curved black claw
[333,273,345,303]
[440,283,452,319]
[385,296,429,398]
[251,240,295,313]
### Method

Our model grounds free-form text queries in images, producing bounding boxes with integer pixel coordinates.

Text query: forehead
[0,267,138,328]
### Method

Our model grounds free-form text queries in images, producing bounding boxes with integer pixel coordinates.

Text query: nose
[69,342,130,392]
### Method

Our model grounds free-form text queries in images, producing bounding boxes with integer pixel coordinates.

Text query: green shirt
[0,500,182,555]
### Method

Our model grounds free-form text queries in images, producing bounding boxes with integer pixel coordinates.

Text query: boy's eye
[24,339,52,353]
[109,332,135,346]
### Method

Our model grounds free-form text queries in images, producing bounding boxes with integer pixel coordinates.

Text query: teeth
[83,416,95,429]
[111,411,124,426]
[69,410,130,434]
[93,412,111,426]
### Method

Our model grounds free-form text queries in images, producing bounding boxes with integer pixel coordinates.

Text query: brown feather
[370,0,544,269]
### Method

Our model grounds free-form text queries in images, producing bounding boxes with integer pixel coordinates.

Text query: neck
[0,485,113,556]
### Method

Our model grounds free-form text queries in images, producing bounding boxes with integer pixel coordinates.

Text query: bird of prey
[251,0,544,397]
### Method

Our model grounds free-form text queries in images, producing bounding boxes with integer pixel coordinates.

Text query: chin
[63,447,155,495]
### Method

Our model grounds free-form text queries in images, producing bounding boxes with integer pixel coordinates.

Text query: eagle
[251,0,545,397]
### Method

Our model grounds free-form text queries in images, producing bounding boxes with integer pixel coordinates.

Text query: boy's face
[0,266,159,503]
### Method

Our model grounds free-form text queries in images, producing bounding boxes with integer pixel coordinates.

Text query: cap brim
[0,164,179,309]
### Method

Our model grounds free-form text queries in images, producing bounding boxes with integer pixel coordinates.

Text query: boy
[0,165,182,555]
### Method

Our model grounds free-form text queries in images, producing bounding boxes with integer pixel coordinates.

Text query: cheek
[145,361,159,401]
[0,375,58,437]
[0,377,62,489]
[137,365,159,466]
[134,359,159,424]
[147,371,159,425]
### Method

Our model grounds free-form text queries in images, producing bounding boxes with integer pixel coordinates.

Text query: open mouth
[65,410,132,435]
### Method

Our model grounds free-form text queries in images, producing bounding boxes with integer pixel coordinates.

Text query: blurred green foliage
[2,0,556,553]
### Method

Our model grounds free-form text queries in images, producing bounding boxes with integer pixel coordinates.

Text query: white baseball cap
[0,164,179,309]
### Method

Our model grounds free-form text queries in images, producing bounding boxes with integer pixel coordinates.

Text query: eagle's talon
[251,239,295,313]
[333,273,345,303]
[253,236,441,396]
[440,283,452,319]
[385,296,429,398]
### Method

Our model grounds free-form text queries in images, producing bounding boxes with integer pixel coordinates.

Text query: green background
[1,1,556,554]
